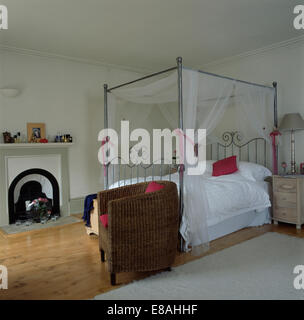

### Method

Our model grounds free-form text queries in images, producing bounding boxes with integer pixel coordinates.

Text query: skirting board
[70,197,85,214]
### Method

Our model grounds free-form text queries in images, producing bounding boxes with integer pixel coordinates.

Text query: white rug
[95,232,304,300]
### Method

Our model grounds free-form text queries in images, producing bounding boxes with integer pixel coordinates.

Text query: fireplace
[8,168,60,224]
[0,146,72,227]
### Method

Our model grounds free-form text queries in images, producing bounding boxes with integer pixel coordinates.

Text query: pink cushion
[145,181,165,193]
[100,214,108,228]
[212,156,238,177]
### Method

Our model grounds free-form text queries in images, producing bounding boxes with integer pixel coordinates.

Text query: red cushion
[100,214,108,228]
[212,156,238,177]
[145,181,165,193]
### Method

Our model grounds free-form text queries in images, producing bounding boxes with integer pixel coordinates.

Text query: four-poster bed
[102,57,278,252]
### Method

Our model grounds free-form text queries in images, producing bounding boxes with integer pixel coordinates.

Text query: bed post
[104,84,109,190]
[177,57,184,251]
[273,82,278,128]
[273,82,279,171]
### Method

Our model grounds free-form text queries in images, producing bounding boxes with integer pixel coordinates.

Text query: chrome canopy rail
[184,67,275,90]
[107,66,177,92]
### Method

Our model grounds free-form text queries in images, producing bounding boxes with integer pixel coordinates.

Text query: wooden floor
[0,216,303,300]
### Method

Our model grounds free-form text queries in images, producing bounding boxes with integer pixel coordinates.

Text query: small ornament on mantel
[3,132,13,143]
[30,132,38,143]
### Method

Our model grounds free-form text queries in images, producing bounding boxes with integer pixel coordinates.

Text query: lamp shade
[279,113,304,131]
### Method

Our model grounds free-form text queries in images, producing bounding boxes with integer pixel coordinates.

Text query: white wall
[205,41,304,173]
[4,38,301,199]
[0,50,148,199]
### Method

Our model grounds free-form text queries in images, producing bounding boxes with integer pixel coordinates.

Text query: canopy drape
[106,68,275,253]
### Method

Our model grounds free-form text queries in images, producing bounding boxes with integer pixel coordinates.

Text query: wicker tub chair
[97,181,179,285]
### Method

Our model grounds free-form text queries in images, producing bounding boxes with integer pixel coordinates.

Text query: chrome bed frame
[106,130,269,188]
[103,57,278,250]
[208,131,268,166]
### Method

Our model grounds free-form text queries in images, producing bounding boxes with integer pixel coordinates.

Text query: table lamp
[279,113,304,174]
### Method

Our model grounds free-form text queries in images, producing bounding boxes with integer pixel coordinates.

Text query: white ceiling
[0,0,302,71]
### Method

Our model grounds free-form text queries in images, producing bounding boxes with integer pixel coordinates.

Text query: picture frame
[27,123,46,142]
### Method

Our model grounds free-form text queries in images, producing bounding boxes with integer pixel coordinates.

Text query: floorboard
[0,217,302,300]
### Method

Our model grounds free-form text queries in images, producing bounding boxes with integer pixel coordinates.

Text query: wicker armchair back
[97,181,179,285]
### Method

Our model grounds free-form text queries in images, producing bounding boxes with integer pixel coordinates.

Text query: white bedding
[109,171,271,227]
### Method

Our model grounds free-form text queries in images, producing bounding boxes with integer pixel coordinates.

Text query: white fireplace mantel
[0,143,73,149]
[0,144,72,226]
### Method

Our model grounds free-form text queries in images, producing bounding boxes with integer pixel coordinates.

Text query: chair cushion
[100,214,108,228]
[212,155,238,176]
[145,181,165,193]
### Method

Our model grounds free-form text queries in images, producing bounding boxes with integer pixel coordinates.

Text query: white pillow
[205,160,216,173]
[238,161,272,181]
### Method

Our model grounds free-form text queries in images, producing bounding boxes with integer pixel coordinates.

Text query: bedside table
[272,175,304,230]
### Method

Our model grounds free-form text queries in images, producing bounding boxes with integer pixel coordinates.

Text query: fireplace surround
[0,144,72,226]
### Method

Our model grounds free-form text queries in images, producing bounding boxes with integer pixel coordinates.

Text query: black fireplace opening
[15,181,53,222]
[8,168,60,224]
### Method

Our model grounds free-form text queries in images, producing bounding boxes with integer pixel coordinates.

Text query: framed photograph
[27,123,46,142]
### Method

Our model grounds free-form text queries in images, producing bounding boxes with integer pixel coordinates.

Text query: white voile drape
[234,83,274,144]
[106,68,275,253]
[181,71,237,253]
[182,71,210,254]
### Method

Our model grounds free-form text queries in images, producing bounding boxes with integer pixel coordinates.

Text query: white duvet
[198,172,271,226]
[109,171,271,227]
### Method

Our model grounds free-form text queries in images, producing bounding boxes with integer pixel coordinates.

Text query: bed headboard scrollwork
[208,131,268,168]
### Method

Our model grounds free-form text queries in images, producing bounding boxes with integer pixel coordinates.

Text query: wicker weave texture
[98,181,179,273]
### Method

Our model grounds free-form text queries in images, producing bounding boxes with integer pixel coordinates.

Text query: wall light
[0,88,21,98]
